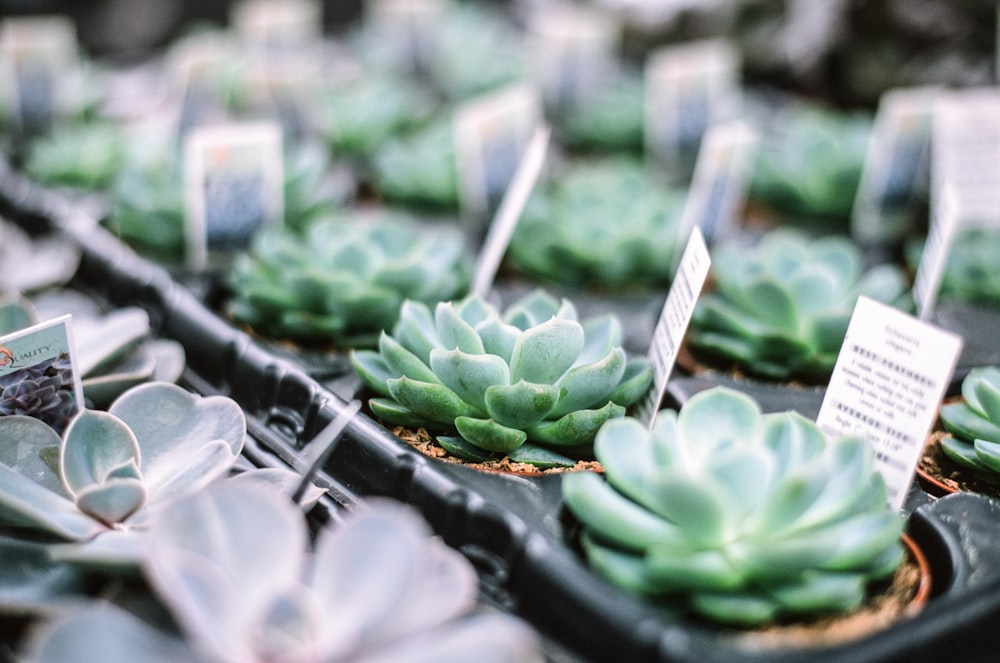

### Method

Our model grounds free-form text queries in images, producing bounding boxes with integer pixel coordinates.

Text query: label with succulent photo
[851,87,936,244]
[183,121,284,268]
[454,83,543,225]
[816,296,962,510]
[0,16,80,133]
[0,315,84,435]
[644,39,740,183]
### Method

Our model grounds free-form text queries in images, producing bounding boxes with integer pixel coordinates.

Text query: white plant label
[472,125,551,299]
[674,119,756,250]
[0,16,79,131]
[851,87,937,244]
[636,227,711,428]
[912,184,959,321]
[644,38,740,182]
[454,84,543,224]
[816,296,963,511]
[183,122,284,268]
[526,3,619,111]
[0,315,84,435]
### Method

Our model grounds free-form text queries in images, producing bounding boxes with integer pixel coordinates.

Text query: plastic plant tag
[673,119,756,250]
[0,315,84,435]
[183,121,284,268]
[635,227,711,428]
[644,38,740,182]
[471,125,551,298]
[368,0,445,74]
[454,84,543,225]
[816,296,962,511]
[0,16,79,133]
[526,2,619,112]
[851,87,937,245]
[912,184,959,321]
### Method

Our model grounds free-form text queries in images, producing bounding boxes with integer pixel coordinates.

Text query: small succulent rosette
[748,101,872,226]
[369,117,459,211]
[687,229,910,382]
[562,386,905,626]
[554,68,644,153]
[508,157,685,289]
[906,228,1000,309]
[936,366,1000,480]
[23,121,127,191]
[351,289,653,469]
[227,211,470,348]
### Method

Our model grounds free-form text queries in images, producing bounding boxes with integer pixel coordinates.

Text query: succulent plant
[227,211,470,348]
[107,138,349,263]
[0,382,247,563]
[688,229,910,382]
[23,121,127,190]
[748,101,872,225]
[351,289,653,467]
[370,117,459,211]
[508,157,685,289]
[562,386,905,625]
[26,481,544,663]
[906,228,1000,309]
[937,366,1000,477]
[554,68,644,153]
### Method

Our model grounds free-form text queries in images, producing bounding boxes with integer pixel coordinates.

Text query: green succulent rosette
[688,229,910,382]
[938,366,1000,479]
[906,228,1000,308]
[107,140,349,263]
[369,118,459,211]
[555,69,644,153]
[749,103,872,225]
[508,157,685,289]
[563,386,904,625]
[351,289,653,468]
[23,121,127,190]
[228,211,470,348]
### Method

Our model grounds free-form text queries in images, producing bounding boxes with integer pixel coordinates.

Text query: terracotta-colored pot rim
[901,532,933,612]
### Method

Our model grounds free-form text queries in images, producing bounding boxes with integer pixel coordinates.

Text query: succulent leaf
[454,417,527,453]
[483,381,558,429]
[509,318,584,384]
[937,367,1000,476]
[387,377,479,425]
[60,410,142,500]
[430,349,509,412]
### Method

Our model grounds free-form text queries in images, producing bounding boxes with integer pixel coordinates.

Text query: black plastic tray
[4,159,1000,663]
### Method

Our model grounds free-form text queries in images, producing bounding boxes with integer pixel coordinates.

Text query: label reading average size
[815,296,962,511]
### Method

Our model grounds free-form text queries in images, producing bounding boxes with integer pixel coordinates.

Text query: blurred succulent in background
[23,121,127,191]
[554,68,644,153]
[352,289,652,468]
[370,118,459,212]
[508,157,685,289]
[106,138,350,263]
[688,229,910,382]
[748,102,871,226]
[906,228,1000,309]
[27,481,544,663]
[937,366,1000,477]
[562,386,904,625]
[228,211,470,348]
[0,222,80,294]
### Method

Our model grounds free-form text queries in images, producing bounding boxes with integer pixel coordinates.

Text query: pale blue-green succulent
[26,481,544,663]
[352,290,653,468]
[938,366,1000,478]
[563,387,904,625]
[689,229,910,382]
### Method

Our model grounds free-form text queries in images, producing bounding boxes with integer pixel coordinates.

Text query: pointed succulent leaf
[436,435,496,462]
[503,290,564,329]
[350,349,397,397]
[645,548,744,592]
[454,416,527,453]
[970,371,1000,422]
[380,332,441,385]
[395,300,441,364]
[430,348,510,412]
[387,377,479,424]
[369,397,437,428]
[483,381,558,429]
[607,358,654,407]
[506,443,576,468]
[60,409,142,499]
[941,401,1000,444]
[475,315,520,363]
[508,317,583,384]
[434,301,484,354]
[578,315,622,365]
[551,348,626,417]
[973,438,1000,473]
[940,435,992,472]
[595,417,661,507]
[527,401,624,447]
[677,387,761,458]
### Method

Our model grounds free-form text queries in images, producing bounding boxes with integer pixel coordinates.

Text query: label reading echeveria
[636,228,711,428]
[454,84,543,224]
[674,120,756,249]
[912,184,959,321]
[184,122,284,268]
[0,16,79,133]
[851,87,936,245]
[526,3,619,112]
[816,296,962,511]
[644,39,740,182]
[0,315,83,435]
[471,125,550,298]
